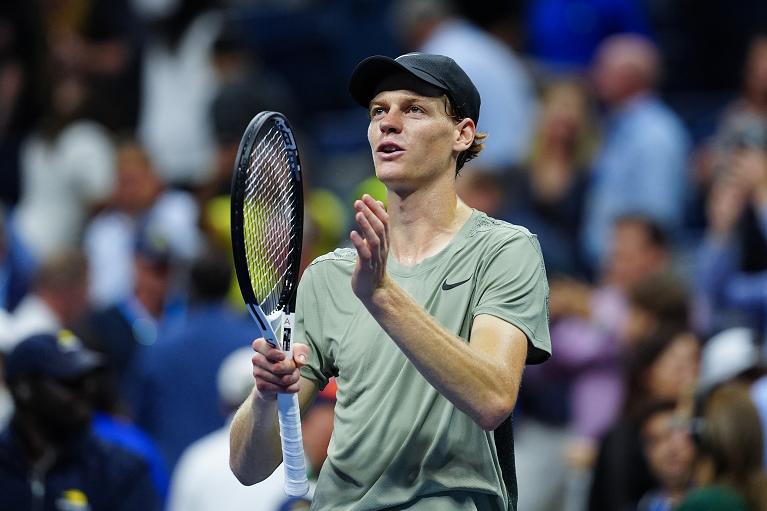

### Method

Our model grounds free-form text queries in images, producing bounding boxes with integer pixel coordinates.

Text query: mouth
[376,142,404,156]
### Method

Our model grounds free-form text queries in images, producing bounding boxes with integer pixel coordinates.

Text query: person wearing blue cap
[231,53,551,510]
[0,330,160,511]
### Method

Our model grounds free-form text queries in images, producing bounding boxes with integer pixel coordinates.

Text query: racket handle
[277,391,309,496]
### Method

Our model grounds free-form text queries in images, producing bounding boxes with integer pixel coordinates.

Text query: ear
[453,118,476,153]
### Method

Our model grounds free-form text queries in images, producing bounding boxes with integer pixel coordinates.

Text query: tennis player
[230,53,551,510]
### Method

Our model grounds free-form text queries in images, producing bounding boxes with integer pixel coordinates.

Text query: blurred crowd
[1,0,767,510]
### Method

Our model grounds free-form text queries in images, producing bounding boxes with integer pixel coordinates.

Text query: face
[642,410,696,491]
[367,90,472,190]
[646,333,700,401]
[605,220,666,289]
[18,374,97,442]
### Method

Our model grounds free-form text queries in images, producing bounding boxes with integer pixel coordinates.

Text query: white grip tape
[277,390,309,496]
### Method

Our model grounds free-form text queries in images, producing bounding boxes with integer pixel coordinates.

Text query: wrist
[365,275,398,315]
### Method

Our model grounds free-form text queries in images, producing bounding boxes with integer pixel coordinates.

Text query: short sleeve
[297,265,335,389]
[473,232,551,364]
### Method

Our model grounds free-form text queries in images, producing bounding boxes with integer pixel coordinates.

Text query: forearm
[365,278,524,430]
[229,388,282,485]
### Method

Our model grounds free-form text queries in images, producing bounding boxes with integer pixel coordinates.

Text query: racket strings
[243,123,299,313]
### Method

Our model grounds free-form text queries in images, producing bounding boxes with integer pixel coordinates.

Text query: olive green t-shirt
[297,210,551,511]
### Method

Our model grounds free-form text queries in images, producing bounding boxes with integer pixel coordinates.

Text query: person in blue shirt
[129,246,260,470]
[582,34,691,270]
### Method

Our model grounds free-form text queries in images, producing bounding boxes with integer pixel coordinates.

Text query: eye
[407,105,424,114]
[370,106,385,118]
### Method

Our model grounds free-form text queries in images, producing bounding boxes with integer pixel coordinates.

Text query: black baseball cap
[4,331,104,383]
[349,53,481,124]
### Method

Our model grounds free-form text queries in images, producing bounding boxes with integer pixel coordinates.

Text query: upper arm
[470,314,528,400]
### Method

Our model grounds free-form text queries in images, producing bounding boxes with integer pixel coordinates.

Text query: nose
[379,109,402,134]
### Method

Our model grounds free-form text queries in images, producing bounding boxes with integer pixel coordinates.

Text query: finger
[254,365,301,387]
[362,194,390,226]
[251,338,286,362]
[355,211,381,253]
[292,343,310,368]
[252,352,297,376]
[359,202,387,239]
[350,229,372,260]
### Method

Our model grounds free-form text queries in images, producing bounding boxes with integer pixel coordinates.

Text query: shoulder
[468,212,543,257]
[88,434,153,478]
[306,247,357,272]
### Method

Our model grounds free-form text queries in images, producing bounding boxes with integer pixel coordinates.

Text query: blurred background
[1,0,767,510]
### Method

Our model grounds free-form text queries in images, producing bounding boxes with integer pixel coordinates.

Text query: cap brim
[349,55,446,108]
[53,351,104,380]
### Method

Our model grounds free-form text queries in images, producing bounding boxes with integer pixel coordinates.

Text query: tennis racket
[230,111,308,497]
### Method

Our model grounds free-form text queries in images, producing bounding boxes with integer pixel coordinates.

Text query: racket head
[230,111,304,315]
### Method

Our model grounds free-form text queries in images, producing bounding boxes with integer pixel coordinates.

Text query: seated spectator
[637,401,697,511]
[677,383,767,511]
[589,329,700,511]
[0,330,160,510]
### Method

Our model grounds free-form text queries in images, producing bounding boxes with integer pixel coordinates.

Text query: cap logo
[57,330,83,352]
[56,489,91,511]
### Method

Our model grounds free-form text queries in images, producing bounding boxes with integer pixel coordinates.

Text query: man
[0,330,159,510]
[582,34,690,268]
[230,53,551,510]
[0,249,89,353]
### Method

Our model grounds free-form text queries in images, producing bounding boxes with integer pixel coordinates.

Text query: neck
[11,414,58,466]
[386,177,472,266]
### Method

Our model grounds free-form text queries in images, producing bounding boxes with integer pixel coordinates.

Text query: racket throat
[248,305,293,352]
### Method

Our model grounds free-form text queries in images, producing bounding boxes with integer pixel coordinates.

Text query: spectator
[11,67,116,261]
[0,330,160,510]
[129,247,258,470]
[515,214,671,511]
[624,272,690,348]
[507,78,597,279]
[0,249,89,353]
[694,138,767,344]
[83,140,201,308]
[696,327,767,469]
[77,223,175,413]
[136,0,222,187]
[589,329,701,511]
[582,34,691,268]
[393,0,537,173]
[637,401,697,511]
[677,383,767,511]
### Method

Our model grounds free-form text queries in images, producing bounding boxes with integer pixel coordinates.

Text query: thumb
[292,343,310,368]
